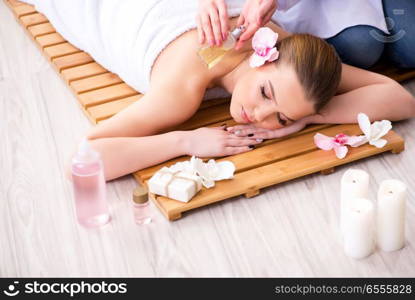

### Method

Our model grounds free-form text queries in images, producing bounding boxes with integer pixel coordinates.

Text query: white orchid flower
[168,156,235,189]
[357,113,392,148]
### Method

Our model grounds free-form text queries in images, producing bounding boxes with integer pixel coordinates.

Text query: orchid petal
[314,133,335,150]
[213,161,235,180]
[370,120,392,141]
[265,47,279,62]
[201,178,215,188]
[334,145,348,159]
[249,53,267,68]
[369,138,388,148]
[357,113,371,139]
[252,27,278,49]
[192,158,217,188]
[345,135,368,147]
[205,159,220,178]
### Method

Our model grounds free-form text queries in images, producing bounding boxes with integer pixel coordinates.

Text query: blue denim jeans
[326,0,415,69]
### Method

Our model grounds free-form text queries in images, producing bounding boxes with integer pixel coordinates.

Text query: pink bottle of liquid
[71,138,110,228]
[132,186,152,225]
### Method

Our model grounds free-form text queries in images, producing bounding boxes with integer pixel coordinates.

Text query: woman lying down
[23,0,415,181]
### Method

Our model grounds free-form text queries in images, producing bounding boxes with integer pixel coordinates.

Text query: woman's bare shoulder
[149,29,212,92]
[150,17,249,91]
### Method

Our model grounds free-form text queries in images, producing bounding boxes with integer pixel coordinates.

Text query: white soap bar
[148,168,202,203]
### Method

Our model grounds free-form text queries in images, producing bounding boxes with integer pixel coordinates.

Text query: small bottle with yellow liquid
[197,26,245,69]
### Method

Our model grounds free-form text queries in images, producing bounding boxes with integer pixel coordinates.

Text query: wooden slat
[7,0,25,7]
[87,94,142,121]
[372,65,402,78]
[146,128,404,220]
[12,3,36,17]
[200,97,229,110]
[53,52,94,71]
[78,83,138,108]
[370,60,415,82]
[134,124,333,183]
[44,42,80,60]
[61,62,107,83]
[27,22,55,37]
[221,124,362,173]
[20,13,48,28]
[70,72,123,94]
[35,32,65,48]
[390,70,415,82]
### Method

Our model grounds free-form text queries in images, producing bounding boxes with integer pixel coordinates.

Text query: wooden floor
[1,0,415,277]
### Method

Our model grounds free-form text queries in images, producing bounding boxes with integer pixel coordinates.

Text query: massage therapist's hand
[183,126,263,157]
[226,116,310,139]
[235,0,278,50]
[197,0,230,46]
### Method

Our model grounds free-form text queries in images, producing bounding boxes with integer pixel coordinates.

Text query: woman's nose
[254,104,275,123]
[253,105,283,129]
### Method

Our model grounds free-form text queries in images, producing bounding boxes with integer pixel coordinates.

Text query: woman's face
[230,62,315,129]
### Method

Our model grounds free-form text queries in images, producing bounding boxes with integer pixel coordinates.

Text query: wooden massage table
[6,0,411,220]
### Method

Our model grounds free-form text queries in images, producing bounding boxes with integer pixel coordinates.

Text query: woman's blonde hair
[276,33,342,112]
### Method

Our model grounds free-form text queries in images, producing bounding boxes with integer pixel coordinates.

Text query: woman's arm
[64,72,200,179]
[86,78,206,139]
[67,127,260,182]
[66,80,259,181]
[86,131,187,181]
[69,71,205,181]
[309,63,415,124]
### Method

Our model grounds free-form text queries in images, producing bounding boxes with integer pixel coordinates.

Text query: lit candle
[377,179,407,252]
[340,169,370,234]
[343,198,375,259]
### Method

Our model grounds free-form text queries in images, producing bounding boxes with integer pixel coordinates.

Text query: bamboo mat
[6,0,407,220]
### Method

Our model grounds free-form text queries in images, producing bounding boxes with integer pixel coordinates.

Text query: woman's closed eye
[260,85,287,126]
[277,112,287,126]
[260,85,270,100]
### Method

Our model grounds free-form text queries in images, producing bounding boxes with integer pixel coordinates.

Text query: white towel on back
[22,0,247,99]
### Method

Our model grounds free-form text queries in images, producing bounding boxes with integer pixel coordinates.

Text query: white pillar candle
[340,169,370,234]
[377,179,407,252]
[343,198,375,259]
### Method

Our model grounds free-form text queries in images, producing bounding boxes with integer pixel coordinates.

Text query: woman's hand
[183,126,263,157]
[196,0,230,46]
[235,0,278,50]
[226,117,310,139]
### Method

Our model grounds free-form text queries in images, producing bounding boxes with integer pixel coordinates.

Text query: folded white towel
[22,0,247,100]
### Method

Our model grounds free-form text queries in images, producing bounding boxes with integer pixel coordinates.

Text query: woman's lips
[241,106,253,123]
